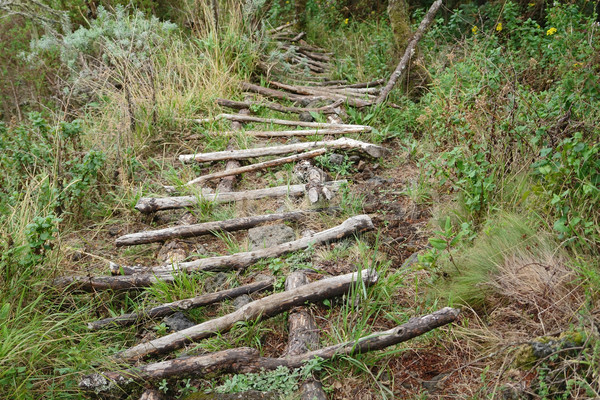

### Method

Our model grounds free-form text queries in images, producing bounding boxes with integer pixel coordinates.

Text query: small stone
[233,294,253,309]
[327,114,343,124]
[163,312,195,331]
[367,176,394,185]
[532,341,555,359]
[108,227,120,237]
[401,252,420,269]
[357,160,366,171]
[299,112,314,122]
[253,273,273,282]
[329,153,344,166]
[349,155,360,163]
[205,272,228,292]
[248,224,296,250]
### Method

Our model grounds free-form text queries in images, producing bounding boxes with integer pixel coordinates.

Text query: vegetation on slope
[0,0,599,398]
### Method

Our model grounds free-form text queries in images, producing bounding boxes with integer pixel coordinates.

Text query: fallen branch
[179,137,388,164]
[118,269,379,361]
[80,307,459,393]
[216,98,343,115]
[87,278,274,330]
[54,213,370,291]
[268,22,294,34]
[285,271,328,399]
[112,214,374,275]
[211,127,369,138]
[217,108,249,192]
[295,160,331,204]
[186,148,326,186]
[193,113,367,130]
[267,81,372,107]
[376,0,443,104]
[134,180,347,214]
[116,210,321,246]
[322,79,385,89]
[241,82,317,103]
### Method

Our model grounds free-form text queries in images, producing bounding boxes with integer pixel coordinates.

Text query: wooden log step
[116,210,324,247]
[54,214,371,291]
[267,81,372,107]
[80,307,460,393]
[216,98,344,114]
[88,277,274,330]
[193,113,365,129]
[134,180,347,214]
[186,148,326,186]
[186,127,368,140]
[179,138,387,164]
[118,269,379,361]
[111,214,374,276]
[321,78,385,89]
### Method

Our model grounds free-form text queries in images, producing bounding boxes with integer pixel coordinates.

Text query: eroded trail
[63,25,457,399]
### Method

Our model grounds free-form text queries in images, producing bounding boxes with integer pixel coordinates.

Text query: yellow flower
[344,18,349,24]
[528,2,535,6]
[471,25,478,34]
[496,22,503,32]
[546,27,557,36]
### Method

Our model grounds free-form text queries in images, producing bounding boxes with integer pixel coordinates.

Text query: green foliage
[415,1,600,250]
[215,358,324,396]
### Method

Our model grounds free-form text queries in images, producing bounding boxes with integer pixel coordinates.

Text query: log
[268,22,294,34]
[321,78,385,89]
[112,214,374,276]
[80,308,459,393]
[116,210,321,247]
[285,271,328,400]
[211,127,369,138]
[179,138,388,164]
[134,180,347,214]
[88,277,274,330]
[241,82,314,103]
[376,0,442,104]
[216,108,249,192]
[294,160,330,204]
[54,213,370,291]
[186,148,326,186]
[118,269,379,361]
[267,82,372,108]
[216,98,344,115]
[193,113,367,130]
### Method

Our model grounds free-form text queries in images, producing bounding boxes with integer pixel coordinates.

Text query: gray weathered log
[134,180,347,214]
[87,278,274,330]
[216,108,249,192]
[193,113,368,130]
[322,79,385,89]
[118,269,379,361]
[216,98,343,115]
[241,82,316,103]
[116,210,320,247]
[54,214,370,291]
[267,82,372,107]
[179,138,388,164]
[80,307,459,393]
[376,0,443,104]
[210,127,369,138]
[186,148,326,186]
[285,271,328,400]
[112,214,374,275]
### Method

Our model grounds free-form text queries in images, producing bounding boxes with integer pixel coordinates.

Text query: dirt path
[62,27,459,399]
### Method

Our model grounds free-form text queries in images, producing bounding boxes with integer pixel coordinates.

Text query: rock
[253,273,273,282]
[299,112,314,122]
[248,224,295,250]
[204,272,228,292]
[329,153,345,166]
[367,176,394,185]
[179,212,197,225]
[158,240,188,264]
[163,312,195,332]
[357,160,366,171]
[349,155,360,163]
[401,252,420,269]
[327,114,344,124]
[233,294,253,309]
[531,341,555,359]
